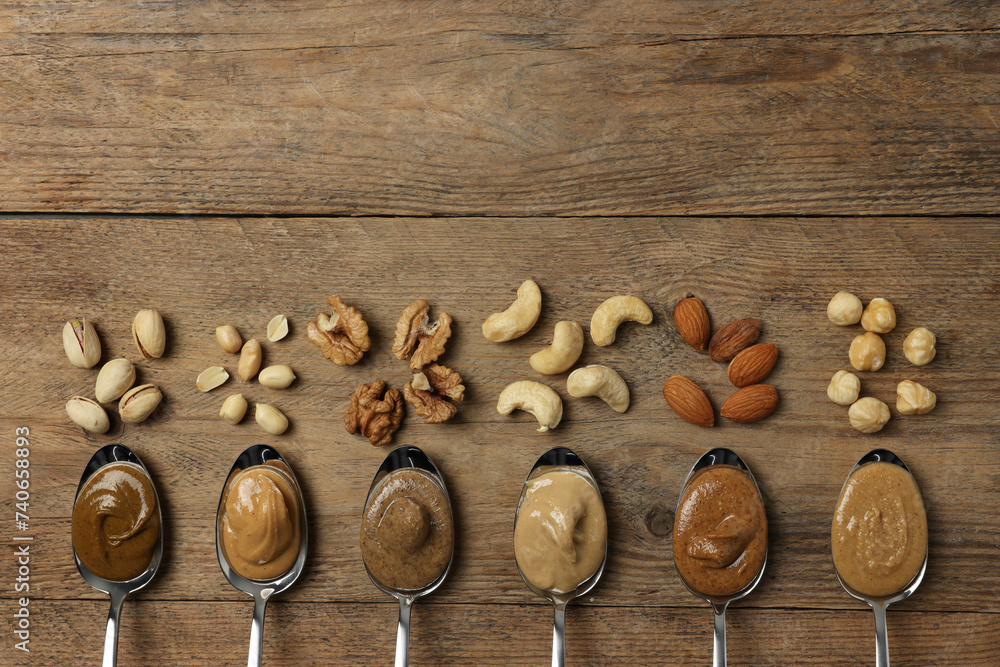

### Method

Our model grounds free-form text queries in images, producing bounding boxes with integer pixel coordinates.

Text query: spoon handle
[552,601,567,667]
[395,597,413,667]
[248,596,268,667]
[102,592,125,667]
[873,603,890,667]
[712,604,727,667]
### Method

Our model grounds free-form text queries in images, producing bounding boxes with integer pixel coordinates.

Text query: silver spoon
[216,444,308,667]
[514,447,607,667]
[673,448,768,667]
[73,443,163,667]
[833,449,928,667]
[362,445,454,667]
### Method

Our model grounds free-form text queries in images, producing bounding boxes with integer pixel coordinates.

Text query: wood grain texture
[0,219,998,664]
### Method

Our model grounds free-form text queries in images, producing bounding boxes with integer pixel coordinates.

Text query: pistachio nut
[62,318,102,369]
[255,403,288,435]
[238,339,263,382]
[66,396,110,434]
[216,324,242,354]
[119,384,163,424]
[219,393,248,425]
[132,309,166,359]
[267,314,289,342]
[94,358,136,403]
[258,364,296,389]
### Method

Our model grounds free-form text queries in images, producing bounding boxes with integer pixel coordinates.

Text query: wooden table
[2,3,999,666]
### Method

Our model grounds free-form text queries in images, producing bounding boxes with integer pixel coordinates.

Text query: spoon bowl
[514,447,607,667]
[73,444,163,667]
[216,444,308,667]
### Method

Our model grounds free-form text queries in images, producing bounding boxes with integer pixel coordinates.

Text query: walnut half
[403,363,465,423]
[307,296,371,366]
[392,299,452,370]
[344,380,404,446]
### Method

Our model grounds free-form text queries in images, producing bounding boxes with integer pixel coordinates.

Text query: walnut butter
[832,462,927,597]
[72,463,160,582]
[220,466,302,581]
[514,469,607,594]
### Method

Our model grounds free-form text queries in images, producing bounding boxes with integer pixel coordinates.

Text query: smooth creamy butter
[221,466,301,581]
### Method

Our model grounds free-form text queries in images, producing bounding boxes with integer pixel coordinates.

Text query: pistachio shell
[119,384,162,423]
[66,396,110,434]
[62,318,102,369]
[216,325,242,354]
[219,394,248,425]
[132,309,166,359]
[95,358,136,403]
[258,365,296,389]
[255,403,288,435]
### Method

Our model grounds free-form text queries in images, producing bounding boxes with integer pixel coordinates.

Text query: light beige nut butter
[673,466,767,596]
[832,462,927,597]
[220,466,302,581]
[514,469,607,594]
[361,469,453,591]
[72,463,160,582]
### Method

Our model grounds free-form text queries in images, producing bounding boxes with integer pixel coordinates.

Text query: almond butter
[708,318,761,362]
[720,384,778,423]
[673,297,711,351]
[662,375,714,427]
[727,343,778,387]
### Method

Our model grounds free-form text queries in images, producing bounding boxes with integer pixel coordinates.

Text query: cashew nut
[590,295,653,346]
[496,380,563,432]
[566,365,630,413]
[529,321,584,375]
[482,279,542,342]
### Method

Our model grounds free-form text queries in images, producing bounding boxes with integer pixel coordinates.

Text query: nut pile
[826,292,939,433]
[665,297,779,426]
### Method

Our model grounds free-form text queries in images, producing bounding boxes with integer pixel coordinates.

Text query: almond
[727,343,778,387]
[720,384,778,423]
[708,318,761,362]
[673,297,711,351]
[662,375,714,427]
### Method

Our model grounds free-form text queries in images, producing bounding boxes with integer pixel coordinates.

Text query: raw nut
[66,396,110,434]
[848,396,890,433]
[62,318,102,369]
[255,403,289,435]
[861,298,896,334]
[197,366,230,392]
[219,393,248,425]
[94,358,136,403]
[727,343,778,388]
[827,370,861,406]
[345,380,405,446]
[307,296,371,366]
[903,327,937,366]
[403,364,465,423]
[897,380,937,415]
[590,295,653,346]
[496,381,563,432]
[827,292,863,326]
[482,279,542,342]
[132,309,166,359]
[662,375,714,427]
[566,365,630,413]
[267,314,289,342]
[119,384,163,424]
[259,365,296,389]
[849,332,886,371]
[708,318,761,362]
[673,297,711,351]
[529,321,584,375]
[720,384,779,423]
[392,299,453,369]
[216,325,242,354]
[238,339,263,382]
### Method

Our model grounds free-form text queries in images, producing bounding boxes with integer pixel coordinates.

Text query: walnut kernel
[861,297,896,334]
[307,296,371,366]
[392,299,452,369]
[848,397,890,433]
[403,364,465,423]
[827,292,863,326]
[849,332,886,371]
[827,370,860,406]
[897,380,937,415]
[903,327,936,366]
[344,380,404,446]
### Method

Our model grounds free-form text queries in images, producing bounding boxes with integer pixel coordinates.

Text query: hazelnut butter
[72,463,160,582]
[360,469,453,591]
[832,462,927,597]
[220,466,302,581]
[514,469,607,594]
[673,466,767,597]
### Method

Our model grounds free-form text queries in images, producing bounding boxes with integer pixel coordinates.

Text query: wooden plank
[2,28,999,215]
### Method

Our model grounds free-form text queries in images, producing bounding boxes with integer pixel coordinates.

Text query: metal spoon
[514,447,607,667]
[673,448,768,667]
[72,443,163,667]
[362,445,454,667]
[833,449,928,667]
[216,444,308,667]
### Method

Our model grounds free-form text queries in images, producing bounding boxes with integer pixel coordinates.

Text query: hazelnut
[903,327,936,366]
[860,297,896,334]
[848,397,890,433]
[849,332,886,371]
[827,370,860,406]
[827,292,863,326]
[897,380,937,415]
